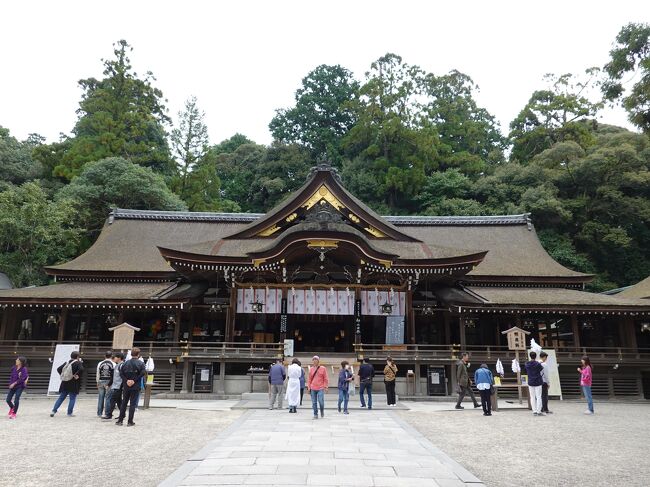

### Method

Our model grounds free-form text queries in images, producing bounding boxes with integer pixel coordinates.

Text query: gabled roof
[616,276,650,300]
[222,164,419,242]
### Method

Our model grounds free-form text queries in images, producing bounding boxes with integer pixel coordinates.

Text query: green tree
[509,70,602,161]
[211,133,255,155]
[603,22,650,133]
[0,183,82,287]
[423,71,505,175]
[39,40,173,180]
[169,96,212,207]
[57,157,186,240]
[343,53,438,210]
[0,127,44,190]
[270,65,359,164]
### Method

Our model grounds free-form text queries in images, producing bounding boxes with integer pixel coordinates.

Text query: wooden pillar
[57,308,68,342]
[172,308,182,343]
[571,315,581,351]
[459,315,466,350]
[623,317,637,350]
[443,312,451,345]
[279,288,288,343]
[0,307,8,340]
[354,287,362,345]
[414,360,421,396]
[225,286,236,342]
[406,290,416,344]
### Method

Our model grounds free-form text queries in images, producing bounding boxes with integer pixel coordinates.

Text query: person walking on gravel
[51,351,83,417]
[455,352,480,410]
[6,356,29,419]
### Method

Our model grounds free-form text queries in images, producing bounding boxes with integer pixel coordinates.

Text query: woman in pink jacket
[577,356,593,415]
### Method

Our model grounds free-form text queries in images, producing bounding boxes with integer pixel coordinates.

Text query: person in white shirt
[539,351,552,414]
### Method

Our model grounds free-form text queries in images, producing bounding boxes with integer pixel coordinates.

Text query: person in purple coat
[6,356,29,419]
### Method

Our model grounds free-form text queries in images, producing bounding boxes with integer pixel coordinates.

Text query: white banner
[237,288,282,313]
[48,344,80,395]
[236,288,405,316]
[360,290,406,316]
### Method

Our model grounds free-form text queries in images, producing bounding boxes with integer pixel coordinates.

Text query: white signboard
[284,339,294,357]
[545,349,563,399]
[48,344,80,395]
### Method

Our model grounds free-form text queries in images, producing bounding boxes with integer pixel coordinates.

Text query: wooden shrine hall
[1,164,650,398]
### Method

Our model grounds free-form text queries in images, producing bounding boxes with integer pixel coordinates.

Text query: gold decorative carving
[348,213,360,223]
[378,259,392,269]
[303,185,344,211]
[364,226,385,238]
[257,225,281,237]
[252,258,267,268]
[307,239,339,249]
[285,213,298,222]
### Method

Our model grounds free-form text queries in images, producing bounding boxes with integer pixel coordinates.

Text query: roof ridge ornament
[309,160,342,182]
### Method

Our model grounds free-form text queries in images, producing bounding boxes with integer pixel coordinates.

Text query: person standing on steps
[455,352,480,410]
[268,358,286,410]
[337,361,353,414]
[96,351,114,418]
[6,356,29,419]
[525,351,544,416]
[286,358,302,413]
[307,355,329,419]
[116,347,146,426]
[358,357,375,409]
[474,363,494,416]
[51,351,83,417]
[383,357,398,407]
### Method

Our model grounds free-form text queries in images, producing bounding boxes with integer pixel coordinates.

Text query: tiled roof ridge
[110,208,531,226]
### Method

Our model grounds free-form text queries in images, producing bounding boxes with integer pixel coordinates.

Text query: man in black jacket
[358,358,375,409]
[116,347,146,427]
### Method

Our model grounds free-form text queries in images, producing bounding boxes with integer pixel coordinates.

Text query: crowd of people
[267,355,400,418]
[4,348,147,425]
[6,350,595,419]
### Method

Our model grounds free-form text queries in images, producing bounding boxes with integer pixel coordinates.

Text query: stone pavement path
[160,408,484,487]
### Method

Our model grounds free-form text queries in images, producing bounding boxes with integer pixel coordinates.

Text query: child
[6,356,29,419]
[338,360,353,414]
[578,356,594,415]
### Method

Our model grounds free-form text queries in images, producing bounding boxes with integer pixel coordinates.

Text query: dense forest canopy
[1,24,649,291]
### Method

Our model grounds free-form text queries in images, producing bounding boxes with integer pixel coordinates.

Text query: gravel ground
[0,396,241,487]
[400,401,650,487]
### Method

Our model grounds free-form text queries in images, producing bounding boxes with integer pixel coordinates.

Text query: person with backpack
[101,352,124,420]
[6,356,29,419]
[51,351,84,417]
[358,357,375,409]
[116,347,146,426]
[96,351,114,417]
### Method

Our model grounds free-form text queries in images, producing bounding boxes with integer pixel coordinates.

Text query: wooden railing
[354,343,650,365]
[0,340,284,361]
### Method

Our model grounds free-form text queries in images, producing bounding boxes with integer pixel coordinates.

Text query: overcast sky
[2,1,648,145]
